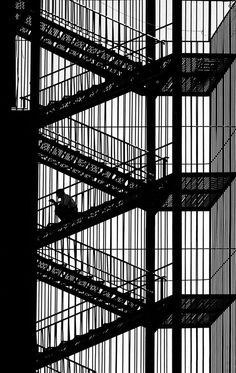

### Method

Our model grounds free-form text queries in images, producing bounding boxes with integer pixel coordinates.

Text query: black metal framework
[36,294,236,369]
[7,1,236,372]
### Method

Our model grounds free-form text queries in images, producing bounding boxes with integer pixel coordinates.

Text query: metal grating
[36,293,236,368]
[159,294,236,328]
[161,173,236,210]
[153,53,236,95]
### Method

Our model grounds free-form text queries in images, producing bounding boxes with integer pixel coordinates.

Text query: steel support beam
[172,1,183,373]
[3,111,38,372]
[145,0,156,372]
[31,0,41,111]
[2,1,40,372]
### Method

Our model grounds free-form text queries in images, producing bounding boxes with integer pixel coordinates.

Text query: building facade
[4,1,236,372]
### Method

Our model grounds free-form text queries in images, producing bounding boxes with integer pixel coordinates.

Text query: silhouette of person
[49,189,78,222]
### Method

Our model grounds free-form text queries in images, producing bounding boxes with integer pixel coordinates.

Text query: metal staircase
[36,346,96,373]
[36,171,235,248]
[37,254,146,316]
[36,294,236,369]
[15,1,142,80]
[36,181,167,248]
[17,1,236,369]
[33,53,236,126]
[38,132,147,197]
[16,2,236,108]
[37,169,236,247]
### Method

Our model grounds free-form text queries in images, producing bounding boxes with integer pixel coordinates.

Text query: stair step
[36,294,236,369]
[47,100,57,106]
[17,11,140,81]
[36,53,236,126]
[37,255,143,315]
[38,134,143,196]
[61,95,70,101]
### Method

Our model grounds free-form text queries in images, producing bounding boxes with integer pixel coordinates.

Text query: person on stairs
[49,188,78,223]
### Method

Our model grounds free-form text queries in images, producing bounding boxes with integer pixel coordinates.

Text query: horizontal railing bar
[40,251,148,290]
[36,301,89,325]
[39,63,76,79]
[37,181,85,201]
[69,119,147,152]
[40,236,164,277]
[23,72,93,97]
[36,345,96,372]
[70,0,162,43]
[41,9,149,62]
[40,244,166,282]
[43,127,147,159]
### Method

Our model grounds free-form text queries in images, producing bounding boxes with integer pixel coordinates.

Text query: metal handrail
[38,236,166,281]
[40,128,167,177]
[41,8,149,63]
[42,126,146,158]
[40,129,153,179]
[39,250,147,287]
[38,247,167,305]
[71,0,162,43]
[38,252,149,303]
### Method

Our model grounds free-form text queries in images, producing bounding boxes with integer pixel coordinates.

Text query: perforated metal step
[160,294,236,328]
[151,53,236,96]
[160,172,236,211]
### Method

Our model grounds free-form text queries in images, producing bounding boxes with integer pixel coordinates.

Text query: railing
[21,66,100,109]
[41,8,150,64]
[37,344,96,373]
[38,64,92,101]
[41,125,150,179]
[36,246,167,347]
[36,300,115,349]
[42,0,166,62]
[16,1,164,64]
[19,6,166,109]
[155,263,172,302]
[37,183,108,228]
[155,142,172,177]
[37,132,169,227]
[38,242,165,302]
[40,124,167,180]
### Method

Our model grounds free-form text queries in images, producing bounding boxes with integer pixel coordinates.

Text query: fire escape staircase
[15,2,142,80]
[37,168,236,248]
[36,183,163,248]
[37,254,145,316]
[16,6,236,125]
[36,293,236,369]
[17,1,236,366]
[38,132,236,207]
[38,132,145,197]
[33,53,236,127]
[16,2,236,115]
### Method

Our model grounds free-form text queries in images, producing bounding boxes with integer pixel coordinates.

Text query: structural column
[145,0,156,372]
[172,1,182,373]
[2,1,40,372]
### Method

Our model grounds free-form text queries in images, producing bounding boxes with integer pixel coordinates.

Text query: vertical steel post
[2,1,40,372]
[172,1,182,373]
[31,0,41,111]
[30,0,41,367]
[146,0,156,372]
